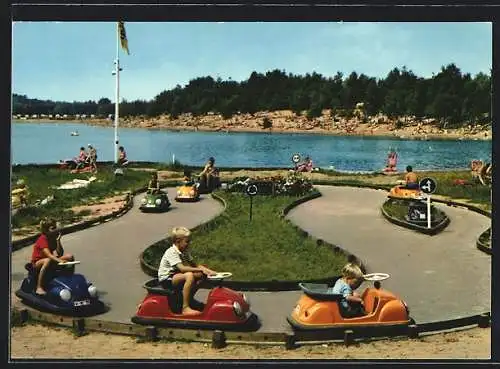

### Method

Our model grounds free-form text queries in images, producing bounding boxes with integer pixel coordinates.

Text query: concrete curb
[380,200,451,236]
[140,189,368,291]
[11,192,137,251]
[476,228,492,255]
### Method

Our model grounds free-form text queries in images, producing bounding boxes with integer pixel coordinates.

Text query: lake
[11,122,492,171]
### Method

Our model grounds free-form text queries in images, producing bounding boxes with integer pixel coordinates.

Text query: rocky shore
[14,110,492,141]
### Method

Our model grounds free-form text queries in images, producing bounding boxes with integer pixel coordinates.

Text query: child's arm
[346,294,363,303]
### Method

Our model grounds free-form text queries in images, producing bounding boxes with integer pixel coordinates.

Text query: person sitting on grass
[403,165,419,189]
[328,262,365,318]
[147,172,161,194]
[76,147,88,169]
[296,156,314,172]
[31,218,74,295]
[157,227,217,315]
[199,157,220,192]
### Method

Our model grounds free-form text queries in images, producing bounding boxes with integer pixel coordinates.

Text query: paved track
[11,189,224,324]
[11,186,491,332]
[286,186,491,323]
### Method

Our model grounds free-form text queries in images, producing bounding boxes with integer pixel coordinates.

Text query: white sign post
[426,194,432,229]
[419,178,437,229]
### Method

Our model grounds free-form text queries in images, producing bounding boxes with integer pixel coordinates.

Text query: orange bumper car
[388,185,423,200]
[287,273,412,337]
[175,182,200,202]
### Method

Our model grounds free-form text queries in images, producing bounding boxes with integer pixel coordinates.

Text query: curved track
[286,186,491,324]
[11,189,224,324]
[11,186,491,335]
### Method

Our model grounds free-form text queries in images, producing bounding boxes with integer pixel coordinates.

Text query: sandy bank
[13,110,492,141]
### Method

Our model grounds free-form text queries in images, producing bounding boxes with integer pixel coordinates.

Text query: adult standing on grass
[31,218,74,295]
[157,227,217,315]
[87,144,98,172]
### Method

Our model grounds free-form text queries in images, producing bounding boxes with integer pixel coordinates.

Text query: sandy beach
[14,110,492,141]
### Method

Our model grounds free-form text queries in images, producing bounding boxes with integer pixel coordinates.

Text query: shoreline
[13,112,492,142]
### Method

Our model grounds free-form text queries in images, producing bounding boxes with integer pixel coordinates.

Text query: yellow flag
[118,21,130,55]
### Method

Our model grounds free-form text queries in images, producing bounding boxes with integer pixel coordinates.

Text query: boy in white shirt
[158,227,217,315]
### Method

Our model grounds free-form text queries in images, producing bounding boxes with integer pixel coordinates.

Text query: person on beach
[117,146,128,166]
[403,165,419,189]
[386,149,398,170]
[157,227,218,315]
[31,218,74,295]
[328,262,365,318]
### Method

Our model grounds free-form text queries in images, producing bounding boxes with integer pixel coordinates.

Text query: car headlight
[88,285,98,298]
[190,190,195,195]
[232,301,244,318]
[242,293,250,307]
[59,288,71,302]
[141,198,147,204]
[177,190,181,195]
[155,198,162,205]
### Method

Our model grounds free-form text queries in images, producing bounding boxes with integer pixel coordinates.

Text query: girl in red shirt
[32,218,74,295]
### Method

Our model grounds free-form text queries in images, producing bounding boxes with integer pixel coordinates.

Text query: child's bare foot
[182,307,201,316]
[35,288,46,295]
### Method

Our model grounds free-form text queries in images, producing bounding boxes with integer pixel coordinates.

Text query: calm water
[11,122,492,171]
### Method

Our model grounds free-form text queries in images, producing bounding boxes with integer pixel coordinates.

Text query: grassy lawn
[143,191,348,281]
[382,198,447,224]
[11,165,153,229]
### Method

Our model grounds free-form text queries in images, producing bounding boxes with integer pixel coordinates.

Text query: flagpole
[113,23,120,164]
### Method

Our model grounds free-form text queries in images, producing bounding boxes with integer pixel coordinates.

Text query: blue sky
[12,22,492,103]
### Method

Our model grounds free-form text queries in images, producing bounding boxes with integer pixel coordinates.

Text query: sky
[12,22,492,103]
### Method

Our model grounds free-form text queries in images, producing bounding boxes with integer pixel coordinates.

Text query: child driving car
[157,227,217,315]
[328,262,365,318]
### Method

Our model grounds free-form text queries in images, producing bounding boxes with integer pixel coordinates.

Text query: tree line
[13,63,491,128]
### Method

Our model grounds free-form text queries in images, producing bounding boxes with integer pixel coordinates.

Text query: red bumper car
[131,276,260,331]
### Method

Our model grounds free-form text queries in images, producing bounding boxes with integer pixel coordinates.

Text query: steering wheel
[207,272,233,280]
[58,261,81,266]
[363,273,390,281]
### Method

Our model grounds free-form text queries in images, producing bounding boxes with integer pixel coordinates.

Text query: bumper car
[131,273,260,331]
[175,181,200,202]
[15,261,107,316]
[139,191,171,212]
[287,273,411,337]
[388,184,423,200]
